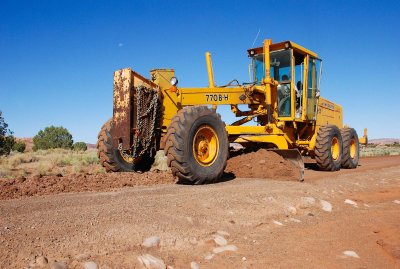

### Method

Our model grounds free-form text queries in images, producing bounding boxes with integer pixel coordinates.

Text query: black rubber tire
[96,119,154,172]
[164,106,229,184]
[314,125,343,171]
[340,127,359,169]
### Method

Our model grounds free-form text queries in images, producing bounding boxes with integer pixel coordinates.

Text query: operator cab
[248,41,322,121]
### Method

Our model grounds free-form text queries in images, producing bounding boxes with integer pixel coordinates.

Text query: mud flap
[270,149,305,182]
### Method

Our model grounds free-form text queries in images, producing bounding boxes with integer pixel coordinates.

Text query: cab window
[270,49,292,82]
[306,57,322,120]
[252,54,265,85]
[251,49,293,84]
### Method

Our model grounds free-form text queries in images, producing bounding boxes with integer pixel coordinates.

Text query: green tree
[73,141,87,151]
[0,111,15,155]
[12,141,26,152]
[33,126,73,151]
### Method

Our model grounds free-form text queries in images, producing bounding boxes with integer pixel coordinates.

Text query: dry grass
[2,143,395,179]
[360,143,400,157]
[0,149,104,179]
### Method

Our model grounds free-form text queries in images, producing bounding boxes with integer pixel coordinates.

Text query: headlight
[170,77,178,86]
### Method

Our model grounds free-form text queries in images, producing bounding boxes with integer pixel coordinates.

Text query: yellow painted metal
[350,138,356,158]
[193,125,219,166]
[359,128,368,145]
[179,87,262,105]
[226,125,267,135]
[247,40,318,59]
[316,97,343,128]
[301,55,310,121]
[309,131,318,150]
[289,41,318,58]
[205,52,215,88]
[150,69,174,89]
[290,55,296,121]
[263,40,271,84]
[150,69,180,128]
[262,39,273,129]
[331,136,340,160]
[113,38,367,161]
[234,135,289,149]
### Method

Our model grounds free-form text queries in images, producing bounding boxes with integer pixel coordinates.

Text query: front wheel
[164,106,228,184]
[314,125,343,171]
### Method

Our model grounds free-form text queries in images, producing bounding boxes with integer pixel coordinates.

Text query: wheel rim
[193,125,219,166]
[119,150,141,164]
[331,136,340,160]
[350,138,356,158]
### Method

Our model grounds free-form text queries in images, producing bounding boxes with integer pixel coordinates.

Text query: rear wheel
[96,119,154,172]
[164,106,228,184]
[314,125,343,171]
[340,128,359,169]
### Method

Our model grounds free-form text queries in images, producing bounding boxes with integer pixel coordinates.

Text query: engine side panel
[316,97,343,128]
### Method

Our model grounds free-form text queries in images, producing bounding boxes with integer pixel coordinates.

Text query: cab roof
[247,40,318,58]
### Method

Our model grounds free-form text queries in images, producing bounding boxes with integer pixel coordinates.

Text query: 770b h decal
[205,94,229,102]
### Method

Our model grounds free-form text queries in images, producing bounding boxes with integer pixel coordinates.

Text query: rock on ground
[344,199,358,207]
[216,230,230,237]
[83,261,98,269]
[289,217,301,223]
[213,245,238,254]
[343,250,360,258]
[320,200,332,212]
[212,234,227,246]
[137,254,166,269]
[190,261,200,269]
[150,151,169,172]
[204,253,215,260]
[74,253,91,262]
[50,261,68,269]
[287,206,297,215]
[142,236,161,248]
[300,197,316,208]
[36,255,48,266]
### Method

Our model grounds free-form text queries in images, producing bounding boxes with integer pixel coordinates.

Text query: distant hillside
[16,137,33,151]
[86,143,96,150]
[369,138,400,145]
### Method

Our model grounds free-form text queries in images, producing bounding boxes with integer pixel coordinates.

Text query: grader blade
[270,149,304,182]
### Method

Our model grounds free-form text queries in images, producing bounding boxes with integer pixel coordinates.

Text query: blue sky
[1,0,399,143]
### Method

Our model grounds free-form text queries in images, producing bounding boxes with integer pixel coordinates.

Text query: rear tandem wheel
[340,127,359,169]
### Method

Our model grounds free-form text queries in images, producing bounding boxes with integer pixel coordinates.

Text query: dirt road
[1,156,400,269]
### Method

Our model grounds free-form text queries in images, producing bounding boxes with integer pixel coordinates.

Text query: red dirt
[226,149,299,180]
[15,137,33,152]
[0,171,175,200]
[0,149,300,200]
[1,156,400,268]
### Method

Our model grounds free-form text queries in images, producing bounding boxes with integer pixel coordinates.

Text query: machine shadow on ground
[176,172,236,185]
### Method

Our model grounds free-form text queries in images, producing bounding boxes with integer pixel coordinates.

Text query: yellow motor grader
[97,39,367,183]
